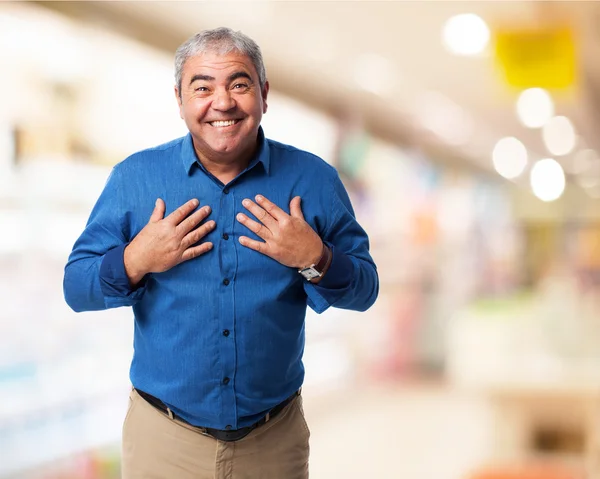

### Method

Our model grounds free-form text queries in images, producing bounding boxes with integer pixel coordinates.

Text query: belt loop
[265,411,271,423]
[167,407,174,420]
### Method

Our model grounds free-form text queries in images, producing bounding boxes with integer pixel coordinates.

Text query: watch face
[300,267,321,280]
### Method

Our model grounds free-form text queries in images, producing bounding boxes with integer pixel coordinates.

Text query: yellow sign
[494,27,576,89]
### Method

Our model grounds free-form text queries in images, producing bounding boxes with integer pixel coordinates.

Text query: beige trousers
[121,388,310,479]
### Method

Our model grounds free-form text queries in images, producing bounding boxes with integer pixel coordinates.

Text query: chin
[213,136,252,153]
[209,144,243,159]
[211,140,240,153]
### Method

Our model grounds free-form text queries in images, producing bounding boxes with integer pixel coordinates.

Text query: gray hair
[175,27,266,94]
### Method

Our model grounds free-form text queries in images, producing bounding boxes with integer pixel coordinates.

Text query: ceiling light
[442,14,490,56]
[492,137,528,179]
[516,88,554,129]
[530,158,565,202]
[542,116,577,156]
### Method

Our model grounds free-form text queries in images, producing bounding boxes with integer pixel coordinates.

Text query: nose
[212,88,236,112]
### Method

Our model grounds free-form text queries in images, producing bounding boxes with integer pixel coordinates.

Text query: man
[64,27,378,479]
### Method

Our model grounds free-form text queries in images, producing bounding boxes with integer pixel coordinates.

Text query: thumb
[149,198,165,223]
[290,196,304,219]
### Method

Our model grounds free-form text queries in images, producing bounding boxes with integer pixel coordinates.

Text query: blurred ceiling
[34,1,600,178]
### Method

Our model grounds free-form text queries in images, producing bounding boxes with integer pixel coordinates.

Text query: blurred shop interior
[2,1,600,478]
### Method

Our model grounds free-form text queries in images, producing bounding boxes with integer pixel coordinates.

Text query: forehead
[182,51,258,80]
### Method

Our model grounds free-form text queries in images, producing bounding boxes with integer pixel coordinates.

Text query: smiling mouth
[209,120,240,127]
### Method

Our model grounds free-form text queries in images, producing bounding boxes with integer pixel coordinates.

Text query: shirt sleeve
[304,172,379,314]
[63,165,148,312]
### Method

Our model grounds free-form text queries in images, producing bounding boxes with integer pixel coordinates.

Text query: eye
[233,83,248,90]
[195,86,209,92]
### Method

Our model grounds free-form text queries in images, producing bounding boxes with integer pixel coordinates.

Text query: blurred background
[2,1,600,478]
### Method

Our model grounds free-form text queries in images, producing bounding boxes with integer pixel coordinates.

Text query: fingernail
[193,199,199,206]
[242,199,250,206]
[256,195,263,201]
[204,206,211,213]
[237,213,244,221]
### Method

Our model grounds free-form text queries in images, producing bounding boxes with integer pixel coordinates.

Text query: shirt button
[223,279,230,286]
[223,187,230,194]
[225,425,232,430]
[223,330,230,337]
[222,233,229,240]
[223,377,230,385]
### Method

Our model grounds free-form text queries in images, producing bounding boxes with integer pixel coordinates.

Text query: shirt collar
[182,126,271,176]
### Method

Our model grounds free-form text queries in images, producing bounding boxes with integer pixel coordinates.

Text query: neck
[194,142,257,185]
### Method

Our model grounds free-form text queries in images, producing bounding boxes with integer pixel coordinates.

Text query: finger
[177,205,211,236]
[167,199,200,225]
[181,220,216,248]
[149,198,166,223]
[237,213,271,240]
[180,242,213,262]
[254,195,288,221]
[239,236,268,255]
[241,198,277,230]
[289,196,304,220]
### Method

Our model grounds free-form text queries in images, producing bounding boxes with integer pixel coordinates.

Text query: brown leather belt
[135,388,299,442]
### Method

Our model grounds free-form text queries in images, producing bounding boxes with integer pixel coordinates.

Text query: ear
[174,85,184,119]
[261,80,270,114]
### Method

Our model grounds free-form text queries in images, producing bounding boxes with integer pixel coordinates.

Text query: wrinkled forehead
[182,50,258,81]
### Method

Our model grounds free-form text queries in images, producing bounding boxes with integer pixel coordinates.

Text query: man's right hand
[124,198,215,286]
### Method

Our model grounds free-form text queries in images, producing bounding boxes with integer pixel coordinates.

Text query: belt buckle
[207,426,252,442]
[199,390,299,442]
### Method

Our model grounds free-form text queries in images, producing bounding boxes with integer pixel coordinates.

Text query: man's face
[175,51,269,163]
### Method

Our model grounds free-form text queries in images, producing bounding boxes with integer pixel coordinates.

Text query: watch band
[298,243,331,281]
[313,243,331,274]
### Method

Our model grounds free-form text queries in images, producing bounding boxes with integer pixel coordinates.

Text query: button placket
[218,185,237,427]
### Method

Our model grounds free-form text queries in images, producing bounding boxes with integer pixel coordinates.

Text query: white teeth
[211,120,236,127]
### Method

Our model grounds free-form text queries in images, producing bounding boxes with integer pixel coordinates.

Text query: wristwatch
[298,244,331,281]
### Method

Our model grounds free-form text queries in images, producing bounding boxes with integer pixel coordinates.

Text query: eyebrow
[189,74,214,85]
[188,71,253,86]
[228,71,252,83]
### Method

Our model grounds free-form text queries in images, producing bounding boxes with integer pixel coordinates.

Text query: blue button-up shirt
[64,127,378,429]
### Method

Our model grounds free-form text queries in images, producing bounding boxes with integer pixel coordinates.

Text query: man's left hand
[237,195,323,269]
